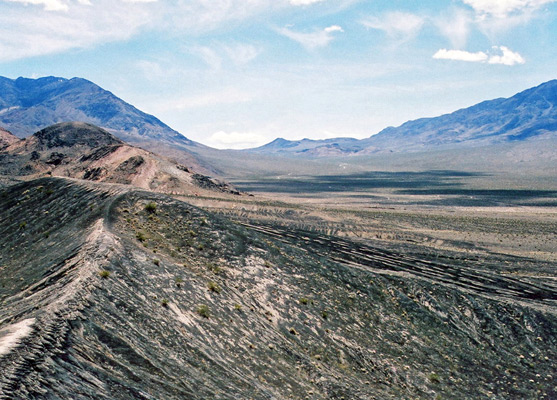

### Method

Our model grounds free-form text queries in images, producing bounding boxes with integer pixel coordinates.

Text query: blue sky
[0,0,556,149]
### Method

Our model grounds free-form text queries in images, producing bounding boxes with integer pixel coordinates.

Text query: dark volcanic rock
[0,178,555,399]
[33,121,122,149]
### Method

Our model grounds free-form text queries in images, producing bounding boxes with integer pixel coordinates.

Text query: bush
[197,304,210,318]
[207,281,221,293]
[144,201,157,213]
[99,270,111,279]
[428,372,440,384]
[153,258,160,266]
[299,297,309,305]
[161,299,169,308]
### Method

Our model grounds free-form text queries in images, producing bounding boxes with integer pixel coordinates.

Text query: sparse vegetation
[144,201,157,213]
[207,281,221,293]
[99,270,111,279]
[196,304,210,318]
[161,299,169,307]
[299,297,309,305]
[429,372,441,384]
[153,258,160,266]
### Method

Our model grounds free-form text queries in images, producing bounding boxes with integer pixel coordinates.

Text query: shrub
[234,304,242,311]
[428,372,440,384]
[299,297,309,305]
[197,304,210,318]
[99,270,111,279]
[153,258,160,266]
[136,231,147,242]
[144,201,157,213]
[18,222,27,230]
[161,299,169,308]
[208,281,221,293]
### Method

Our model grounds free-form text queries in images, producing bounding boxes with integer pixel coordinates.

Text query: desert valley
[0,75,555,399]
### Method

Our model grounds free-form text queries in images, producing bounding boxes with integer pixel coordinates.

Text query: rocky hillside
[250,79,557,156]
[0,122,238,196]
[0,178,555,399]
[0,128,18,151]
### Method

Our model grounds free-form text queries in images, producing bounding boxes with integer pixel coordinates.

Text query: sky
[0,0,556,149]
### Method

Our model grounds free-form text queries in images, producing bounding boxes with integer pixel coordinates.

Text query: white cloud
[462,0,557,17]
[223,43,261,66]
[0,0,276,62]
[488,46,525,65]
[207,130,268,149]
[361,12,424,41]
[433,49,488,62]
[435,8,473,49]
[433,46,525,65]
[278,25,343,50]
[0,0,156,61]
[289,0,325,5]
[4,0,68,11]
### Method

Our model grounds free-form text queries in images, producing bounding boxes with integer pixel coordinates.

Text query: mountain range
[1,76,556,163]
[0,76,212,173]
[251,80,557,156]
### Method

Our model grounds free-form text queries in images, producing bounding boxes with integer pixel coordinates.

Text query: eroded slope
[0,178,556,399]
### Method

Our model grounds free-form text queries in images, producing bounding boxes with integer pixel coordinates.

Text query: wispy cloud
[461,0,557,18]
[4,0,68,11]
[223,43,261,66]
[361,11,424,42]
[289,0,325,5]
[188,42,261,70]
[433,46,525,65]
[0,0,273,62]
[207,130,268,149]
[278,25,343,50]
[435,8,473,49]
[156,88,255,111]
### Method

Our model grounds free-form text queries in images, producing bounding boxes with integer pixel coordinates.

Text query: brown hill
[0,127,19,150]
[0,122,239,195]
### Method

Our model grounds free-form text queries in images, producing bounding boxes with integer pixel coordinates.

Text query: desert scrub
[153,258,160,266]
[99,270,111,279]
[299,297,310,305]
[207,281,221,293]
[428,372,440,384]
[136,231,147,242]
[161,299,169,308]
[144,201,157,213]
[197,304,210,318]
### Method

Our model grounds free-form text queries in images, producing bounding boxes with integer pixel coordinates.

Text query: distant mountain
[0,76,210,173]
[0,121,239,195]
[252,137,363,156]
[249,79,557,156]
